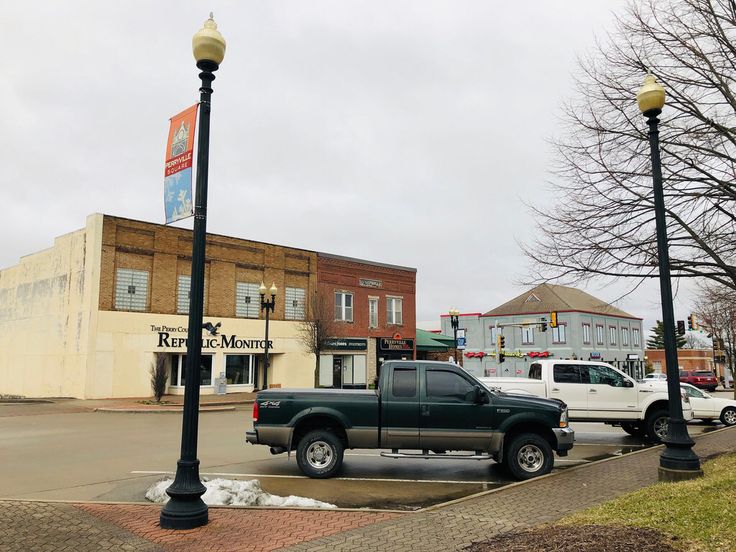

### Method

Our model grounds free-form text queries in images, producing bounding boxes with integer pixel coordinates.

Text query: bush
[149,352,168,402]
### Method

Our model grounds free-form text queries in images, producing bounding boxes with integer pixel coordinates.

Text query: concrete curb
[94,405,236,413]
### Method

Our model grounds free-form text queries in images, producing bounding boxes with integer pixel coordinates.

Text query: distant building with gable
[440,283,644,379]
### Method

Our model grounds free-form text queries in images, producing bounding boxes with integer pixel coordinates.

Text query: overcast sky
[1,1,701,336]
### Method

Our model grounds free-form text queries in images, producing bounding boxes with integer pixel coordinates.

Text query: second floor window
[582,323,591,344]
[335,291,353,322]
[609,326,617,346]
[368,297,378,328]
[621,327,630,346]
[235,282,259,318]
[596,325,604,345]
[552,324,566,344]
[387,297,403,325]
[178,275,207,314]
[633,328,641,347]
[522,326,534,345]
[115,268,149,311]
[285,287,306,320]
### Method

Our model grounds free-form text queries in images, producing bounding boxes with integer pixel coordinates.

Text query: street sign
[456,337,466,350]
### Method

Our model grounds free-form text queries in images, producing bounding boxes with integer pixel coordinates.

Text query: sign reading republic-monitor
[164,104,198,224]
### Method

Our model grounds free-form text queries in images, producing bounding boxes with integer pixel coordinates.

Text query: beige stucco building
[0,214,319,398]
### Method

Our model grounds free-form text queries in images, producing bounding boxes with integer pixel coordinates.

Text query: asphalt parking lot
[0,398,727,510]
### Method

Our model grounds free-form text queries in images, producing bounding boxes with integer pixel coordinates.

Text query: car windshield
[693,371,714,377]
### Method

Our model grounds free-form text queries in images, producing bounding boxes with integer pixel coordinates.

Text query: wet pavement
[0,398,725,510]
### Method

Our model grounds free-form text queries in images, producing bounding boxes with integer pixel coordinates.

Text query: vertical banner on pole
[164,104,199,224]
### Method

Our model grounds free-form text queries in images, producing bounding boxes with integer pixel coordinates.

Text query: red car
[679,370,718,392]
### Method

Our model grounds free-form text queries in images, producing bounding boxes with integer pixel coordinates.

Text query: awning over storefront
[416,328,456,351]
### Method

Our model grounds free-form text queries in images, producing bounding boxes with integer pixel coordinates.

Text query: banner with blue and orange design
[164,104,198,224]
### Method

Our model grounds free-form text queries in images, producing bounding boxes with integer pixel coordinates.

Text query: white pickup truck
[479,360,692,441]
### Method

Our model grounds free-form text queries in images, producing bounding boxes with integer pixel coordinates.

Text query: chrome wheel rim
[306,441,333,469]
[517,444,544,473]
[653,417,669,440]
[723,409,736,426]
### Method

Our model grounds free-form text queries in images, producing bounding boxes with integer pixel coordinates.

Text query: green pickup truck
[246,360,573,480]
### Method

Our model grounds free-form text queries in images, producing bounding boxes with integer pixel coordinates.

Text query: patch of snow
[146,477,337,509]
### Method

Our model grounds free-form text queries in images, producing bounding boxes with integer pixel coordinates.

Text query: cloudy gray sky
[1,1,698,335]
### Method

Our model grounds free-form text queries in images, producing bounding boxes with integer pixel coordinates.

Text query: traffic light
[496,334,506,364]
[540,322,548,332]
[550,311,558,328]
[687,315,693,331]
[691,314,698,330]
[677,320,686,336]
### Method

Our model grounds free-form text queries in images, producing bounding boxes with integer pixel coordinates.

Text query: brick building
[645,349,715,374]
[316,253,416,388]
[0,214,415,398]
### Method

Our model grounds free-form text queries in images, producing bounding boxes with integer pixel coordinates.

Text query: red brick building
[316,253,416,388]
[646,349,715,373]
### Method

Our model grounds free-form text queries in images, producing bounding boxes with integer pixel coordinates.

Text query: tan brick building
[0,214,414,398]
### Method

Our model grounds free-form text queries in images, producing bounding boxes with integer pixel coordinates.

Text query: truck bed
[479,377,547,397]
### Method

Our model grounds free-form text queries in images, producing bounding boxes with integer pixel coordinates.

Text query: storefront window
[170,354,213,386]
[225,354,256,385]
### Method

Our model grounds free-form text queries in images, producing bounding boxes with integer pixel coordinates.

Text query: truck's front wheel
[504,433,554,480]
[296,430,344,478]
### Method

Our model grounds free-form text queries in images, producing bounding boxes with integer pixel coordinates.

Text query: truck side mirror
[474,385,489,404]
[623,379,634,388]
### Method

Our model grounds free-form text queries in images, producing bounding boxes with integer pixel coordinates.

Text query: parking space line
[130,470,501,485]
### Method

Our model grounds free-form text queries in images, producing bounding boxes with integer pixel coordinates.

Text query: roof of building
[416,328,455,351]
[483,283,640,320]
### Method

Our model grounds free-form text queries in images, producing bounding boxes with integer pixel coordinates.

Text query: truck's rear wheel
[296,429,344,478]
[645,409,670,442]
[620,422,646,438]
[503,433,554,480]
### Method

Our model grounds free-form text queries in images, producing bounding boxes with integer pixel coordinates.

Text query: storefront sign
[590,352,602,359]
[359,278,382,289]
[325,338,368,351]
[527,351,551,358]
[379,338,414,351]
[151,325,273,351]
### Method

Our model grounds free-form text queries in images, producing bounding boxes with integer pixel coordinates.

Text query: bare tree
[524,0,736,291]
[298,293,338,387]
[693,282,736,397]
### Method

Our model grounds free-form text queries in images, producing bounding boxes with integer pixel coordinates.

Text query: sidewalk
[1,426,734,552]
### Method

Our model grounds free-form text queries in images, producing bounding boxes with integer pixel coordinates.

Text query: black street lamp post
[637,74,702,481]
[260,282,277,389]
[449,309,460,365]
[160,14,226,530]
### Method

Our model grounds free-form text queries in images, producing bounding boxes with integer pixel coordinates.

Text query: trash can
[216,372,227,395]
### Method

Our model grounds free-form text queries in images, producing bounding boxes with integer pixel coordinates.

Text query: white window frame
[621,327,630,347]
[335,291,353,322]
[170,353,214,387]
[596,324,604,346]
[368,297,379,328]
[387,296,403,325]
[632,328,641,347]
[285,286,307,321]
[609,326,617,346]
[522,326,534,345]
[223,354,256,386]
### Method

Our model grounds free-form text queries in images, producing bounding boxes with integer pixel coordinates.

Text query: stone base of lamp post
[658,418,703,482]
[160,458,208,529]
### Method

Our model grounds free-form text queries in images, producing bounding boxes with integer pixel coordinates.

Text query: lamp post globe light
[636,73,702,481]
[260,282,278,389]
[159,14,226,530]
[449,309,460,364]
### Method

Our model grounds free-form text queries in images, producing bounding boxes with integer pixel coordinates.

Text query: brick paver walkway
[0,426,733,552]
